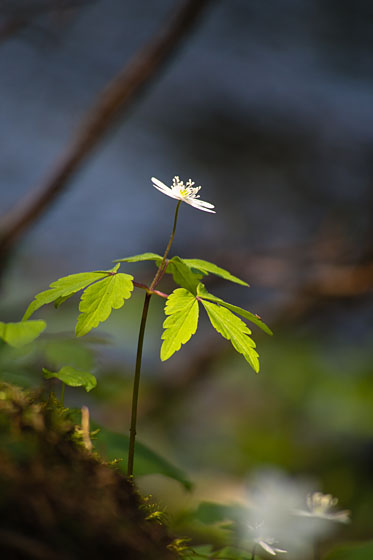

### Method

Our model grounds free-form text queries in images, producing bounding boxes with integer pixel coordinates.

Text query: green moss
[0,382,178,559]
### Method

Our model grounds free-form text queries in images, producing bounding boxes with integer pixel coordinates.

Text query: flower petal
[151,177,169,191]
[193,200,215,209]
[185,199,216,213]
[151,176,216,213]
[257,540,277,555]
[151,178,181,200]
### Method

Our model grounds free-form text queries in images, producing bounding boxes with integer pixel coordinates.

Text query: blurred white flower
[151,176,216,213]
[249,523,287,556]
[295,492,350,524]
[245,469,346,558]
[246,470,309,557]
[255,538,288,556]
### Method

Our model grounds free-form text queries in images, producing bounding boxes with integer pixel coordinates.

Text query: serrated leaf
[161,288,199,361]
[183,258,249,286]
[201,300,260,372]
[113,252,163,264]
[75,272,134,337]
[197,283,273,335]
[167,257,202,293]
[42,366,97,392]
[0,320,46,347]
[53,294,73,308]
[23,270,113,320]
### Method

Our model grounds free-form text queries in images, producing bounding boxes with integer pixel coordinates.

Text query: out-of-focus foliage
[0,320,46,347]
[0,0,372,556]
[324,541,373,560]
[91,421,192,490]
[43,365,97,391]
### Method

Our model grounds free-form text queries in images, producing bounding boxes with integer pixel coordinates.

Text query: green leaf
[167,257,202,293]
[89,422,192,490]
[53,294,73,309]
[113,252,162,264]
[0,320,46,348]
[161,288,199,361]
[182,258,249,286]
[201,300,260,372]
[197,283,273,335]
[324,542,373,560]
[23,269,113,320]
[42,366,97,392]
[76,272,134,337]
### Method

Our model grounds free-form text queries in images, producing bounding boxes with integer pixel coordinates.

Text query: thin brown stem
[149,200,181,290]
[0,0,213,265]
[133,281,168,298]
[127,201,181,477]
[127,292,151,477]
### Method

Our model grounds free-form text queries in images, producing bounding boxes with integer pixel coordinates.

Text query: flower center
[179,188,190,198]
[172,176,201,199]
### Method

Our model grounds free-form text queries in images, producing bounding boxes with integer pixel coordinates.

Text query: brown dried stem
[0,0,213,263]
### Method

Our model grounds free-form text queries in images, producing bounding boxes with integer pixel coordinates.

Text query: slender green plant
[22,175,272,476]
[1,177,353,560]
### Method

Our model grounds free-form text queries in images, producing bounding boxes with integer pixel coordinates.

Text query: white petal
[257,541,277,555]
[151,179,181,200]
[151,176,215,212]
[185,199,216,213]
[151,177,169,190]
[193,199,215,209]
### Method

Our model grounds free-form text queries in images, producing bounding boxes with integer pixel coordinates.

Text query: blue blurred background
[1,0,372,550]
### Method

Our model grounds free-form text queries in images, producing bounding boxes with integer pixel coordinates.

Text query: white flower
[151,176,216,213]
[249,523,287,556]
[255,537,288,556]
[296,492,350,524]
[246,470,333,557]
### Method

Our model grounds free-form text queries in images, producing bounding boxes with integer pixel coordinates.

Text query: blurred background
[0,0,372,553]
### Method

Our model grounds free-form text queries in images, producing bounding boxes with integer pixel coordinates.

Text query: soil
[0,382,179,560]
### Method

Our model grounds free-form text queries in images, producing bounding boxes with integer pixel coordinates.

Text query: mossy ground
[0,382,178,560]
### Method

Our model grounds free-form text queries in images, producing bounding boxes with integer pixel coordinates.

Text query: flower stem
[251,544,257,560]
[149,200,181,290]
[127,291,151,477]
[127,200,181,477]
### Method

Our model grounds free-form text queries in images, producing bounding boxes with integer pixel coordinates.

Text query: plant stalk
[127,291,151,476]
[127,200,181,477]
[149,200,181,290]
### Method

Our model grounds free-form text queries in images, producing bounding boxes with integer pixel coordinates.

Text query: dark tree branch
[0,0,214,264]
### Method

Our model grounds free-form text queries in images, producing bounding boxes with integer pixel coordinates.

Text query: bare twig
[0,0,214,264]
